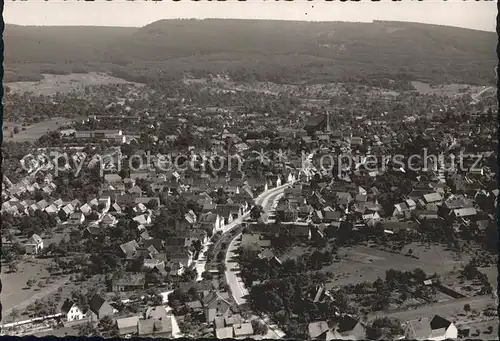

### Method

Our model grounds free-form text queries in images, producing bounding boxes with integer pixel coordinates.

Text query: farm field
[280,242,467,287]
[5,72,142,96]
[3,118,75,142]
[2,259,68,317]
[367,294,494,325]
[411,81,484,97]
[327,245,466,286]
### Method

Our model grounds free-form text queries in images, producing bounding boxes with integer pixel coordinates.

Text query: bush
[251,319,269,335]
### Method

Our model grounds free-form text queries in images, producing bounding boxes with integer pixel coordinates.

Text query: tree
[146,199,159,211]
[202,271,214,280]
[250,205,264,220]
[367,317,403,340]
[26,279,35,288]
[464,303,471,313]
[98,315,114,332]
[181,268,198,282]
[8,261,18,273]
[78,321,99,336]
[10,308,20,322]
[251,319,269,335]
[217,262,227,274]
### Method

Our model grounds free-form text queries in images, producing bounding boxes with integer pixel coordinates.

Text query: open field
[2,259,68,316]
[367,294,494,325]
[456,318,499,339]
[411,81,485,97]
[279,243,467,287]
[3,118,75,142]
[329,245,465,286]
[399,242,470,268]
[279,242,466,286]
[5,72,142,96]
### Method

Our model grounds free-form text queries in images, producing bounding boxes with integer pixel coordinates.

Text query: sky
[4,0,496,32]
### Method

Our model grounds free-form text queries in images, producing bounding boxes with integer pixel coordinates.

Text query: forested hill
[5,20,496,84]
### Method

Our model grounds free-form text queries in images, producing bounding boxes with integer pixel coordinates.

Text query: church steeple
[325,111,331,133]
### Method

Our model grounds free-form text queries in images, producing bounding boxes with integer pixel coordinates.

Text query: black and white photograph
[1,1,498,339]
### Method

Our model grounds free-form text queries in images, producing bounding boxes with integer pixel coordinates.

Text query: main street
[223,182,293,339]
[224,184,289,304]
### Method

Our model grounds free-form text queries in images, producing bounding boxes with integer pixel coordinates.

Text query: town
[1,11,498,341]
[2,68,497,340]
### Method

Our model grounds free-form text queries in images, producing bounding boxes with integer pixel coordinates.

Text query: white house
[133,213,152,225]
[25,234,44,255]
[428,315,458,340]
[100,213,117,226]
[404,316,458,341]
[61,300,87,322]
[68,212,85,226]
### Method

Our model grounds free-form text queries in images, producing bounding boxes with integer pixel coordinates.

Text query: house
[129,185,143,197]
[175,210,198,230]
[336,192,353,206]
[60,299,87,322]
[117,316,140,336]
[233,323,254,338]
[80,203,92,215]
[308,321,334,340]
[225,314,243,327]
[429,315,458,340]
[100,213,117,226]
[423,193,444,204]
[276,202,298,222]
[25,234,43,255]
[240,233,271,251]
[187,300,203,312]
[453,207,477,218]
[186,229,209,248]
[88,294,114,321]
[165,246,193,267]
[393,202,411,220]
[109,202,123,214]
[382,221,418,235]
[199,213,223,235]
[135,197,161,208]
[133,213,152,226]
[216,326,234,339]
[323,210,342,223]
[36,199,49,210]
[112,273,146,292]
[285,222,312,239]
[61,203,75,216]
[203,291,233,323]
[145,305,169,320]
[331,316,366,340]
[120,240,140,259]
[138,318,173,337]
[104,174,123,185]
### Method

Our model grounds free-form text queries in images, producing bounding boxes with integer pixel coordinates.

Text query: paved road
[224,183,293,305]
[223,183,294,339]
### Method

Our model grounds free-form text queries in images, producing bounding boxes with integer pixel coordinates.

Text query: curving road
[224,183,294,305]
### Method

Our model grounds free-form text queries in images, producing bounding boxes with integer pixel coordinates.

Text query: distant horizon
[4,1,496,32]
[4,18,496,33]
